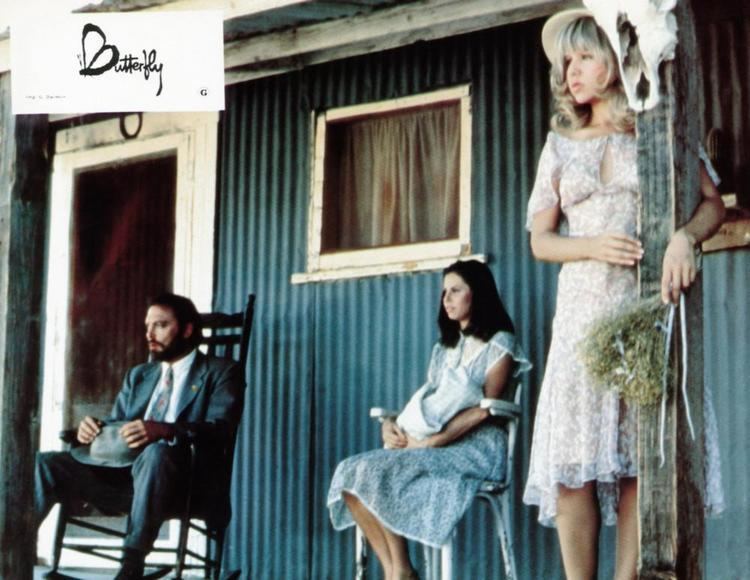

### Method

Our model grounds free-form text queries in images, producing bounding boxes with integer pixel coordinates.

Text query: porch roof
[0,0,574,82]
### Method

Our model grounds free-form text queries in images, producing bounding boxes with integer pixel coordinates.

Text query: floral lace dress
[522,131,725,527]
[328,331,531,547]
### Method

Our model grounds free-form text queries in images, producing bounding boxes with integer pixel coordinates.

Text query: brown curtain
[322,103,460,251]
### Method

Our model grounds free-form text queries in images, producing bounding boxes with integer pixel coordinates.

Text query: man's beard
[150,336,192,362]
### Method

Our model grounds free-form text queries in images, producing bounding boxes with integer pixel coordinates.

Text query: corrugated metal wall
[704,251,750,580]
[214,71,316,578]
[211,13,750,580]
[702,12,750,580]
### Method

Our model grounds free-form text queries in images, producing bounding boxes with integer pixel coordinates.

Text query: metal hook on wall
[119,113,143,140]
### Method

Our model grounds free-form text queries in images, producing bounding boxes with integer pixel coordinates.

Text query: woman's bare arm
[407,355,514,449]
[530,205,643,266]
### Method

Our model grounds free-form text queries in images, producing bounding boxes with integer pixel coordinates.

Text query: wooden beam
[0,0,318,74]
[0,73,49,576]
[636,1,706,578]
[77,0,319,17]
[0,0,571,77]
[702,197,750,252]
[141,0,317,19]
[223,0,576,84]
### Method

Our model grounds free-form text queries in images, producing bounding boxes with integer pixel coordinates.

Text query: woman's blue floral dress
[327,331,530,547]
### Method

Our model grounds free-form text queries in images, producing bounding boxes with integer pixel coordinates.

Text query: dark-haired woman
[327,260,530,580]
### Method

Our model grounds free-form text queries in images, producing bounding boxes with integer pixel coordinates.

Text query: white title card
[11,12,224,114]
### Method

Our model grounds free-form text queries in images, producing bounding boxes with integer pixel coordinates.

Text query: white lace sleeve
[526,132,561,231]
[484,331,532,379]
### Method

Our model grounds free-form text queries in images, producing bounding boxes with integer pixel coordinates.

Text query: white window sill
[291,251,486,284]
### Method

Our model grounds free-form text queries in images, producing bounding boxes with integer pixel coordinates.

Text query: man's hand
[381,419,407,449]
[77,416,102,444]
[119,420,176,449]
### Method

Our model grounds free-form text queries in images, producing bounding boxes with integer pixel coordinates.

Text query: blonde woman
[522,9,725,580]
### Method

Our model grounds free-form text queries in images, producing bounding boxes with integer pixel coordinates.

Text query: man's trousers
[35,442,189,552]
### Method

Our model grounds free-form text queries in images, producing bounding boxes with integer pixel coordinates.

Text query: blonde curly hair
[549,15,635,134]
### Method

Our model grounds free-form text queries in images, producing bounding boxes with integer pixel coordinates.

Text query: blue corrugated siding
[211,15,750,580]
[702,15,750,579]
[215,73,316,578]
[704,250,750,580]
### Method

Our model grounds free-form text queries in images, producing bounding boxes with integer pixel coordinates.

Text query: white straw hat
[541,8,594,63]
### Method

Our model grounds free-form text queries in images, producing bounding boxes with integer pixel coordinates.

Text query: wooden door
[38,112,219,567]
[66,154,177,425]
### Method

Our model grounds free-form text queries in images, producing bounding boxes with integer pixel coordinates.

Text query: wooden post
[0,72,49,577]
[636,1,706,578]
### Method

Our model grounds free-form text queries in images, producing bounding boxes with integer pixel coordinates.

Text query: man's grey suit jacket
[107,350,245,445]
[105,350,246,526]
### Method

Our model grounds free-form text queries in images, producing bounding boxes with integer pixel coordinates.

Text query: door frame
[38,112,219,567]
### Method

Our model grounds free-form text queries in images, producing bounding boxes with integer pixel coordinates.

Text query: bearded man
[34,293,245,579]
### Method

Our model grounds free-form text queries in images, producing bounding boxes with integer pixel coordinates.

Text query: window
[292,85,480,283]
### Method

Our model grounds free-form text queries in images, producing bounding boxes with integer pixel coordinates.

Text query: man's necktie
[149,366,173,421]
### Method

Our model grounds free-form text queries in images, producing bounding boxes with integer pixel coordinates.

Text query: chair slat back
[199,294,255,370]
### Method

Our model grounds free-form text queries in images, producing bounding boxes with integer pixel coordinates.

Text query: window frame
[292,84,482,284]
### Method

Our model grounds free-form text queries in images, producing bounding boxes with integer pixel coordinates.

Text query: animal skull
[584,0,678,111]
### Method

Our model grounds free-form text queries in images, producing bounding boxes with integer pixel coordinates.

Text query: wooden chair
[356,384,522,580]
[48,294,255,579]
